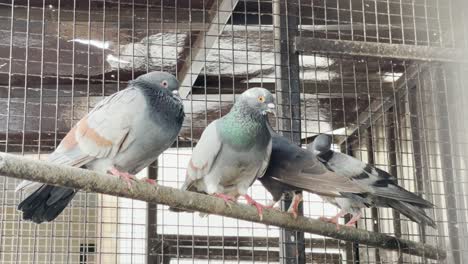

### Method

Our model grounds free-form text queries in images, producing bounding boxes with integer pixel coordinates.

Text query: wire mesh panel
[0,0,467,263]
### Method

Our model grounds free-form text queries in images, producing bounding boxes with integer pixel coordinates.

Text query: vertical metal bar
[386,107,404,264]
[453,63,468,263]
[340,144,360,264]
[274,0,305,263]
[366,126,380,263]
[421,64,460,264]
[435,66,461,264]
[0,3,14,261]
[407,85,429,245]
[147,161,160,264]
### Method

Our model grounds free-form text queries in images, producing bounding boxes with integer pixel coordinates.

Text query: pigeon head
[310,134,332,155]
[133,71,181,100]
[238,87,276,116]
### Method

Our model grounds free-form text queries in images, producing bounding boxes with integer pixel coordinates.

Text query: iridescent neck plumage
[219,100,269,149]
[227,99,265,122]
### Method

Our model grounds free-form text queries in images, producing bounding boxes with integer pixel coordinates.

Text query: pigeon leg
[344,212,362,227]
[141,178,157,186]
[287,193,303,219]
[243,194,267,221]
[320,210,347,229]
[212,193,237,207]
[109,167,136,189]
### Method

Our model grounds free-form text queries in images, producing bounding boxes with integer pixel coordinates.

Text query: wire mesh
[0,0,467,263]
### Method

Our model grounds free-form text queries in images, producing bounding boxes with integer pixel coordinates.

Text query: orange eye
[258,96,265,103]
[161,80,168,88]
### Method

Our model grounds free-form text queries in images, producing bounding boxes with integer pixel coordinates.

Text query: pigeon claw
[288,207,299,219]
[319,216,341,230]
[243,194,266,221]
[287,193,303,219]
[142,178,157,186]
[344,212,361,228]
[213,193,237,208]
[109,167,136,189]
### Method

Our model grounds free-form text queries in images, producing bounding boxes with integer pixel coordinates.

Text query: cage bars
[385,107,403,264]
[1,0,467,263]
[146,161,159,263]
[273,0,305,262]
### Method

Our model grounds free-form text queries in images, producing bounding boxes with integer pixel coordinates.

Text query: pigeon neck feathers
[219,100,270,149]
[133,79,185,125]
[230,99,266,121]
[316,149,334,163]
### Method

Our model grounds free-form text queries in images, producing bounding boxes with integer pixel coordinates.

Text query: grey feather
[310,134,436,228]
[259,132,369,205]
[170,88,274,213]
[17,71,184,223]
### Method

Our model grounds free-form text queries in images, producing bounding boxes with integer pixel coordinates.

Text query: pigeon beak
[265,103,276,116]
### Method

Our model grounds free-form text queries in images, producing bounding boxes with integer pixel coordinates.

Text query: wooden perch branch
[0,153,445,260]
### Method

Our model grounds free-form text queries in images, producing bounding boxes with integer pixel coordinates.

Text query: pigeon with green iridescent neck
[170,88,275,219]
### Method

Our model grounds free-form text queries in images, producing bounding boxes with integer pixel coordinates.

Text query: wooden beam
[295,38,467,62]
[0,153,447,260]
[177,0,239,98]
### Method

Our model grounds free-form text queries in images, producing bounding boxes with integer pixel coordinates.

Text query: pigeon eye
[257,96,265,103]
[161,80,169,88]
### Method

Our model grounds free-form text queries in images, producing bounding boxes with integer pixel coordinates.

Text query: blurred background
[0,0,467,263]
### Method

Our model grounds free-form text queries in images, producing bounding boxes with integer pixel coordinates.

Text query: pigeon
[170,88,275,219]
[309,134,436,228]
[16,71,185,224]
[259,131,369,218]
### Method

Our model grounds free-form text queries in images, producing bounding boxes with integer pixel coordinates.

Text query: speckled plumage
[310,134,436,228]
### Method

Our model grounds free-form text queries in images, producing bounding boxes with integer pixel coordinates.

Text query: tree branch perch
[0,153,446,260]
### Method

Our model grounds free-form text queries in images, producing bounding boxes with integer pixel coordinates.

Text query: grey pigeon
[309,134,436,228]
[170,88,275,219]
[259,130,369,218]
[16,71,185,224]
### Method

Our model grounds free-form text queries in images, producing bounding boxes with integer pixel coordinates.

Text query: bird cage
[0,0,467,263]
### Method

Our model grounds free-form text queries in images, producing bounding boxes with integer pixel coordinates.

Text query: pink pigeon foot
[142,178,157,186]
[287,193,303,219]
[212,193,237,207]
[320,216,341,229]
[344,212,362,227]
[109,167,136,189]
[243,194,267,220]
[320,210,346,230]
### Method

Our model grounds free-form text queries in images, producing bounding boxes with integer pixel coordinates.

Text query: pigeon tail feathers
[17,184,76,224]
[386,200,436,228]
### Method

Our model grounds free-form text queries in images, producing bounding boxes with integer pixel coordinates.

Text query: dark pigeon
[259,130,368,218]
